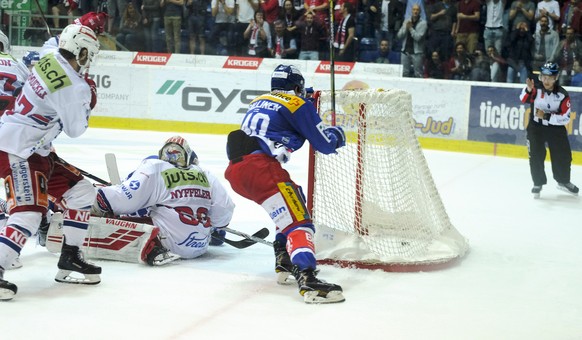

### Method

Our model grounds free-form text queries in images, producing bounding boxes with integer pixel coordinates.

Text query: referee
[520,62,579,198]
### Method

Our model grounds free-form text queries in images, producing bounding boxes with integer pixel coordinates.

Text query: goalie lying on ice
[46,136,235,265]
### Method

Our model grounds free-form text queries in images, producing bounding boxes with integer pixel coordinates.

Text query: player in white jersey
[0,30,30,113]
[0,24,100,301]
[92,136,236,260]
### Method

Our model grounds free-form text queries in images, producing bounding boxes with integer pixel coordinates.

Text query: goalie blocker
[46,213,179,266]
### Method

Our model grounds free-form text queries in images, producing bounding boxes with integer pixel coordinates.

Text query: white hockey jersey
[0,52,92,159]
[98,158,235,259]
[0,52,29,96]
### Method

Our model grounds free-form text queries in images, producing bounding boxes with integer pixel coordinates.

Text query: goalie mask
[159,136,199,168]
[58,24,100,75]
[271,64,306,97]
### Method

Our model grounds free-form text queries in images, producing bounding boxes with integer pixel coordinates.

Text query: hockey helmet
[22,51,40,69]
[271,64,305,96]
[58,24,100,74]
[159,136,199,168]
[74,12,108,34]
[540,62,559,76]
[0,30,10,53]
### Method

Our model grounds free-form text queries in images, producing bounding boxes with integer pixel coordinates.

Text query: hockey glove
[324,126,346,150]
[85,76,97,110]
[210,228,226,246]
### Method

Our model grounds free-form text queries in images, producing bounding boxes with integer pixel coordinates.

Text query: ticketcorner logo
[223,56,262,69]
[132,52,171,65]
[315,61,355,74]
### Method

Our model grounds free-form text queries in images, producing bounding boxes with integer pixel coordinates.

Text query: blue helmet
[271,64,305,96]
[22,51,40,69]
[540,62,559,76]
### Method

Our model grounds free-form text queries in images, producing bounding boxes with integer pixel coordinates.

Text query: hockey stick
[105,153,122,185]
[33,0,53,37]
[57,157,111,185]
[224,227,273,247]
[214,227,271,249]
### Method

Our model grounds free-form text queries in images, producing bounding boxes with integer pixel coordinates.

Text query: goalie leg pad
[46,213,177,265]
[0,225,30,271]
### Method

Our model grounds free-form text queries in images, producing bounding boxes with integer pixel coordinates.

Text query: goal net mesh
[311,89,468,270]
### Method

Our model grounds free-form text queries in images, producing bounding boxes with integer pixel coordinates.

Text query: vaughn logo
[315,61,354,74]
[223,56,262,69]
[132,52,171,65]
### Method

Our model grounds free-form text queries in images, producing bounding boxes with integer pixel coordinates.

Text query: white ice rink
[2,128,582,340]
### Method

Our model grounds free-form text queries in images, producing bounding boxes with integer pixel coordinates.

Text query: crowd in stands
[11,0,582,85]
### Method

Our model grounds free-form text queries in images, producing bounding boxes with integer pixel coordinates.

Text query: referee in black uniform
[520,62,579,198]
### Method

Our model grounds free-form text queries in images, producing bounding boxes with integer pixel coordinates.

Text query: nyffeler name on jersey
[171,188,211,199]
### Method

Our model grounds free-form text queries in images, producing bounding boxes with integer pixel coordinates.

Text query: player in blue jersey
[224,64,346,304]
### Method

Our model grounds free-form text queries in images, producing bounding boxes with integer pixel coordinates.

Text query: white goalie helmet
[0,30,10,53]
[159,136,199,169]
[58,24,100,74]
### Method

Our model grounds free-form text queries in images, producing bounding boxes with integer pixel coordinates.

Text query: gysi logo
[182,87,265,113]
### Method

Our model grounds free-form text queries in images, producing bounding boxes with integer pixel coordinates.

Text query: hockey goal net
[309,89,469,271]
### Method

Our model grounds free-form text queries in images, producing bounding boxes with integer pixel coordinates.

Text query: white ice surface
[2,128,581,340]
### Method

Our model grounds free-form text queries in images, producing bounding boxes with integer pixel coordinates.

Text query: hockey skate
[37,215,50,247]
[55,242,101,284]
[0,269,17,301]
[273,240,294,285]
[531,185,542,199]
[292,266,345,304]
[557,182,579,195]
[143,236,180,266]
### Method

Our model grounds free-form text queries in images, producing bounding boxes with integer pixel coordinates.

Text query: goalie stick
[105,153,271,249]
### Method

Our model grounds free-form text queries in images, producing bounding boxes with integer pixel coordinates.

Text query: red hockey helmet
[74,12,108,34]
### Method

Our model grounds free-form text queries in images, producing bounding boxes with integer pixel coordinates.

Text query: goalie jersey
[96,158,235,259]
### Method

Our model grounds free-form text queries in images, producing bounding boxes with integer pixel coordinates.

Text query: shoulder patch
[35,54,72,93]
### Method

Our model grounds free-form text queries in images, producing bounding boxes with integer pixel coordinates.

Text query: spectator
[471,47,491,81]
[260,0,279,24]
[372,38,399,64]
[505,21,533,83]
[570,59,582,86]
[535,0,560,31]
[161,0,185,53]
[455,0,481,54]
[449,41,473,80]
[487,45,507,82]
[428,0,456,61]
[424,50,451,78]
[24,16,50,46]
[560,0,582,35]
[332,1,356,62]
[142,0,163,52]
[509,0,535,32]
[483,0,505,56]
[186,0,211,54]
[234,0,259,55]
[244,10,272,57]
[116,2,144,51]
[107,0,129,33]
[297,11,326,60]
[532,15,560,71]
[405,0,427,21]
[278,0,301,39]
[551,26,582,85]
[209,0,236,55]
[304,0,328,26]
[397,4,427,77]
[271,19,298,58]
[366,0,404,50]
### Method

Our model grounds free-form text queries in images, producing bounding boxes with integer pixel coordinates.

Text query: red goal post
[307,89,469,272]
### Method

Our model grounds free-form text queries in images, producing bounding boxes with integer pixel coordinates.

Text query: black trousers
[526,121,572,185]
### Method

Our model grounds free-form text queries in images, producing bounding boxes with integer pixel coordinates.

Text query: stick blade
[104,153,122,185]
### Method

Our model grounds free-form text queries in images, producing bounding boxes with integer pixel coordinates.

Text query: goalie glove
[324,126,346,150]
[209,228,226,246]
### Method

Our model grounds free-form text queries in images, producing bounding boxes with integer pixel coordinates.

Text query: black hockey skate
[0,269,17,301]
[531,185,542,199]
[557,182,579,195]
[273,240,294,285]
[143,236,179,266]
[37,215,50,247]
[292,266,345,304]
[55,243,101,285]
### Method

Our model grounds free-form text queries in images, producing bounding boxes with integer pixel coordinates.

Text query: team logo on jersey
[162,168,209,189]
[128,180,140,190]
[177,231,208,248]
